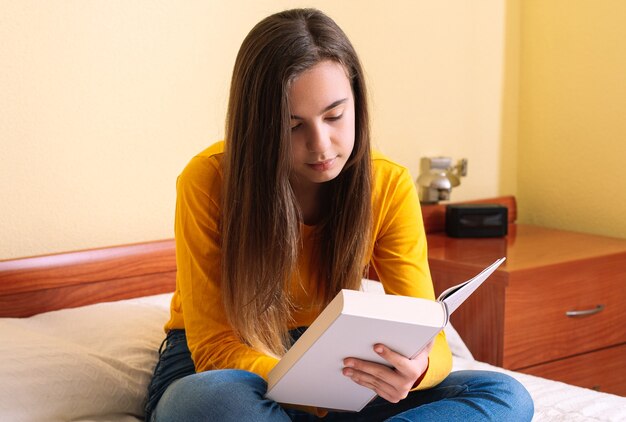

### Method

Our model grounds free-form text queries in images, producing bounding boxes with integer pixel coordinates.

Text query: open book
[266,257,506,412]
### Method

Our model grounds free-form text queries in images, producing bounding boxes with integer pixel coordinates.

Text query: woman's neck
[291,178,328,226]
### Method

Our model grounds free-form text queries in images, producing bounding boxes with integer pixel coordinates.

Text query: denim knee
[469,370,534,421]
[503,373,534,420]
[153,369,291,422]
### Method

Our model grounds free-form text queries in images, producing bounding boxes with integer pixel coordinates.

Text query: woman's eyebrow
[290,98,348,120]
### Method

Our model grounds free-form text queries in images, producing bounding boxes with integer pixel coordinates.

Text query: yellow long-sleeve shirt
[165,141,452,391]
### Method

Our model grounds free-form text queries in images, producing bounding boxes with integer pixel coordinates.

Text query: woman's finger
[342,366,405,403]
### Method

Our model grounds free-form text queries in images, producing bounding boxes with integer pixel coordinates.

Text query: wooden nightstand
[427,223,626,396]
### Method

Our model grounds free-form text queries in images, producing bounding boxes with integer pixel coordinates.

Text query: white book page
[438,257,506,315]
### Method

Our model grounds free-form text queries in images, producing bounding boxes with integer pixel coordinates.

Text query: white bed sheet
[1,293,624,422]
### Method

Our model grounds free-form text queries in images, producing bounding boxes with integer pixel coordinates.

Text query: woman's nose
[306,123,331,153]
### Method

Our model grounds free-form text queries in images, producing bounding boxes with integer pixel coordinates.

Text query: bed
[1,239,625,421]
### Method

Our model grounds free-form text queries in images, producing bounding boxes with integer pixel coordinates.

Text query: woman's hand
[342,340,434,403]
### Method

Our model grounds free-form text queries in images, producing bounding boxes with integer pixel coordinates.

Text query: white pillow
[0,294,171,422]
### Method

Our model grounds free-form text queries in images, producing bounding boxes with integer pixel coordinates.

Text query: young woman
[145,8,533,422]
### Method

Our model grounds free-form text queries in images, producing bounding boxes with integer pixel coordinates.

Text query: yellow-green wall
[2,1,624,260]
[1,1,507,259]
[516,0,626,238]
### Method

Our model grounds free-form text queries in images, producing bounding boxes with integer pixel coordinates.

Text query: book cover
[266,258,505,411]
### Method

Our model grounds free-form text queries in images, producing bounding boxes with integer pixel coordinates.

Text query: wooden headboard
[0,196,516,318]
[0,239,176,317]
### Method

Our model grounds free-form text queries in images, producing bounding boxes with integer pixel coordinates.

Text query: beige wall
[1,1,508,259]
[516,0,626,238]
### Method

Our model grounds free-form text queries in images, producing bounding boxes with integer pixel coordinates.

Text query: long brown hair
[221,8,372,356]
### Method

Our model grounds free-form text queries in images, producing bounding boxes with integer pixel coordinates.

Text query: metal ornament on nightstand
[417,157,468,204]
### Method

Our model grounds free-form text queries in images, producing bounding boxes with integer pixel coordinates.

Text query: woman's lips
[307,158,336,172]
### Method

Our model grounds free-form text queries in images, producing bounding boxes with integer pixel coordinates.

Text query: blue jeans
[146,330,533,421]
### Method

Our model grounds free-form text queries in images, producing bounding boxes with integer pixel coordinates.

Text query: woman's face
[288,60,355,195]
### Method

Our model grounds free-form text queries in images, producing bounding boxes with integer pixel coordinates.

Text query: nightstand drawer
[520,343,626,396]
[502,255,626,369]
[428,221,626,395]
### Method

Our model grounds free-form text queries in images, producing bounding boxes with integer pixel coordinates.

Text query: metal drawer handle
[565,304,605,317]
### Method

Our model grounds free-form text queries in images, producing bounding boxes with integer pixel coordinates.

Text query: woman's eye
[326,114,343,122]
[290,122,302,131]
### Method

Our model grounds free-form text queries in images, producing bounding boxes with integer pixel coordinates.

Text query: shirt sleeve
[370,163,452,389]
[173,155,279,380]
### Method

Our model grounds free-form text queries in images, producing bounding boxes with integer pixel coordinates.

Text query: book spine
[442,301,450,326]
[267,291,345,388]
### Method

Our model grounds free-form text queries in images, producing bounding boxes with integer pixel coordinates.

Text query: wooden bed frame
[0,196,515,318]
[0,239,176,317]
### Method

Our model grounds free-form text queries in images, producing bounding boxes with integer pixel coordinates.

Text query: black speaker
[445,204,508,238]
